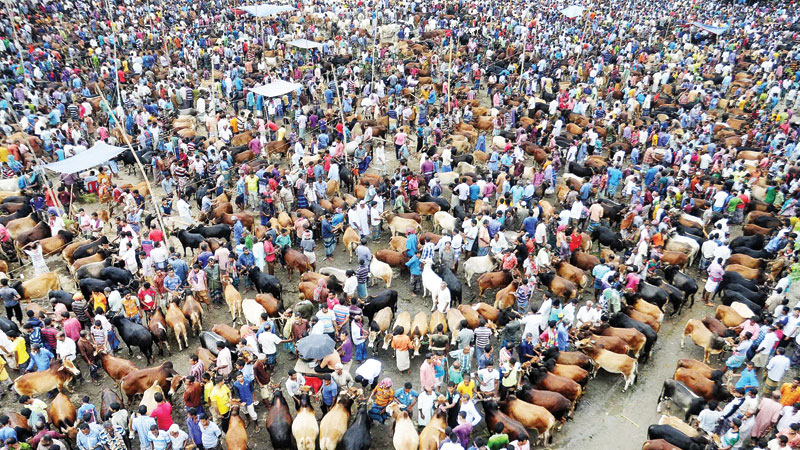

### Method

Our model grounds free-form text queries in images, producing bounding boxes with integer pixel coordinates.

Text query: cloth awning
[286,38,323,50]
[237,4,295,17]
[690,22,729,35]
[250,80,303,98]
[43,141,127,174]
[560,5,585,19]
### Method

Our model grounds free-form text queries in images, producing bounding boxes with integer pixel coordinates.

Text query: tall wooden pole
[95,87,169,236]
[331,65,348,164]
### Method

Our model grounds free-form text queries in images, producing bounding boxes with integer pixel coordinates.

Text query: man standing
[320,374,338,415]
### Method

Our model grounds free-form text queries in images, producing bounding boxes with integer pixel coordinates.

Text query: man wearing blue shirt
[131,405,156,449]
[163,268,182,293]
[579,180,592,201]
[199,416,222,450]
[233,372,259,432]
[168,253,189,284]
[0,416,17,442]
[320,374,339,415]
[26,345,53,372]
[395,382,418,412]
[76,422,102,450]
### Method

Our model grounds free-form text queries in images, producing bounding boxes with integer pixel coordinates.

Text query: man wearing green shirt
[487,423,509,450]
[275,229,291,265]
[726,192,743,223]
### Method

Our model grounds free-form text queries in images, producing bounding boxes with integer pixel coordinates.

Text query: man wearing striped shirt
[473,319,494,351]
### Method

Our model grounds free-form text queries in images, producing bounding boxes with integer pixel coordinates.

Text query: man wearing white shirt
[575,301,596,328]
[765,347,792,394]
[285,369,306,409]
[355,358,382,388]
[55,332,76,361]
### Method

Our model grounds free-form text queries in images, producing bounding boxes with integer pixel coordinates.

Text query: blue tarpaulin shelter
[43,141,127,174]
[690,22,729,35]
[238,4,295,17]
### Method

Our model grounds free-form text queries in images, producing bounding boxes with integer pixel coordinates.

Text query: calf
[680,319,730,363]
[222,276,243,323]
[576,340,637,391]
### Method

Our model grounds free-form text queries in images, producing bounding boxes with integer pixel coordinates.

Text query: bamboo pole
[94,87,169,236]
[3,0,26,82]
[331,64,348,164]
[103,0,124,107]
[445,29,454,113]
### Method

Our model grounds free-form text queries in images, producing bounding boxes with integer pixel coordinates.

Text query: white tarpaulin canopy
[239,4,295,17]
[43,141,127,174]
[286,38,323,50]
[250,80,303,98]
[560,5,585,18]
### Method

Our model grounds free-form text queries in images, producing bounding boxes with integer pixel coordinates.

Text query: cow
[120,361,181,404]
[222,276,243,323]
[13,359,80,397]
[181,292,205,335]
[368,307,393,349]
[375,249,409,267]
[591,323,647,359]
[48,392,77,434]
[293,392,319,450]
[656,379,706,422]
[658,415,702,438]
[663,266,699,311]
[641,439,681,450]
[381,212,422,236]
[715,305,746,328]
[525,365,582,403]
[647,425,709,450]
[576,339,638,391]
[11,272,60,300]
[97,350,139,383]
[266,389,293,450]
[369,257,393,288]
[480,399,529,442]
[500,395,556,446]
[165,299,189,351]
[538,271,577,299]
[476,271,513,297]
[680,319,731,363]
[139,381,164,415]
[463,255,497,286]
[247,267,283,300]
[516,384,573,423]
[111,315,154,364]
[342,403,371,450]
[591,226,628,252]
[610,312,658,361]
[360,290,398,321]
[673,367,731,402]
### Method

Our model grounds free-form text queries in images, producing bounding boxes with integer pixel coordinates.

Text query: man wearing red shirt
[148,224,164,243]
[150,393,173,430]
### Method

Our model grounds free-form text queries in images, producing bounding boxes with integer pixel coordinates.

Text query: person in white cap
[168,424,190,450]
[332,362,354,389]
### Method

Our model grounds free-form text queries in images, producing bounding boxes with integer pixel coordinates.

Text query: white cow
[319,267,347,284]
[370,257,393,288]
[463,255,497,286]
[242,298,266,327]
[433,211,458,234]
[421,259,443,310]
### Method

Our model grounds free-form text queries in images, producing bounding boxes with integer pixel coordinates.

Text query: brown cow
[396,212,423,223]
[254,293,283,317]
[632,299,664,324]
[592,323,647,359]
[715,305,745,327]
[623,304,661,332]
[119,361,181,403]
[181,293,205,335]
[28,230,73,256]
[701,316,734,337]
[282,248,312,280]
[574,330,630,354]
[13,359,80,396]
[552,259,588,292]
[212,324,241,344]
[727,253,767,269]
[681,319,730,363]
[524,363,582,402]
[676,359,718,381]
[500,396,556,446]
[61,239,91,265]
[673,367,728,402]
[415,202,441,217]
[660,251,689,269]
[576,339,638,391]
[49,392,77,434]
[227,404,248,450]
[71,251,107,272]
[12,272,60,300]
[571,251,600,271]
[457,304,481,329]
[216,212,255,230]
[539,272,577,299]
[98,350,139,383]
[298,281,329,302]
[642,439,681,450]
[476,271,513,296]
[166,299,189,351]
[494,281,519,310]
[723,263,765,282]
[375,249,409,267]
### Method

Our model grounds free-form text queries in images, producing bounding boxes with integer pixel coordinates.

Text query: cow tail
[656,381,664,412]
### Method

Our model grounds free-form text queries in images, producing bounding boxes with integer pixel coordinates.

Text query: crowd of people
[0,0,799,448]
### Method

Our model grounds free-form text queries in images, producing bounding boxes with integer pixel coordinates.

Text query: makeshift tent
[250,80,303,98]
[286,38,324,50]
[43,141,127,174]
[691,22,729,35]
[560,5,585,19]
[238,4,295,17]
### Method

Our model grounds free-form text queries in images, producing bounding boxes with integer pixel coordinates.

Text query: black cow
[419,194,451,212]
[599,199,626,225]
[591,226,628,252]
[722,283,766,305]
[452,205,467,220]
[730,246,772,260]
[637,281,671,311]
[199,331,235,356]
[266,389,294,450]
[247,267,283,300]
[721,291,763,316]
[111,315,154,364]
[434,263,462,306]
[568,162,594,178]
[648,424,708,450]
[656,379,706,422]
[341,403,371,450]
[72,236,110,261]
[716,271,762,298]
[360,289,398,321]
[609,312,657,362]
[663,266,698,311]
[78,278,114,301]
[176,229,205,256]
[729,234,763,250]
[48,290,74,311]
[0,317,19,335]
[76,255,112,280]
[752,215,783,229]
[188,224,231,240]
[99,267,135,286]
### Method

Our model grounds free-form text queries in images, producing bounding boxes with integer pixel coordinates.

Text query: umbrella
[297,334,336,359]
[560,5,586,19]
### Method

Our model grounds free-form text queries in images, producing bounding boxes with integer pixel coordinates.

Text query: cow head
[59,359,81,376]
[166,375,184,397]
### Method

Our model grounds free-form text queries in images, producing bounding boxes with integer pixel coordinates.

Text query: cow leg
[679,333,685,349]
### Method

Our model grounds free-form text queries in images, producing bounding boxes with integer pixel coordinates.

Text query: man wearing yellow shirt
[9,331,28,371]
[209,375,232,430]
[245,173,259,210]
[456,374,476,398]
